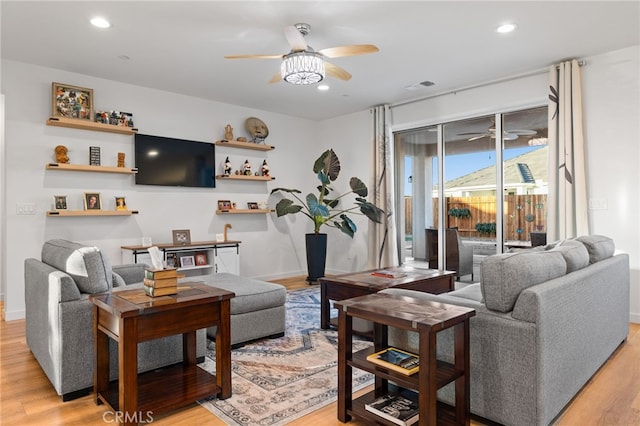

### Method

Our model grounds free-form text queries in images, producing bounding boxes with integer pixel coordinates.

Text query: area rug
[198,286,374,425]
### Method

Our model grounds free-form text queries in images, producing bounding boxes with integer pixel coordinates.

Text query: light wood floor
[1,276,638,425]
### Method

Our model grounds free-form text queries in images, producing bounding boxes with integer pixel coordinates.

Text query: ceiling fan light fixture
[281,51,325,85]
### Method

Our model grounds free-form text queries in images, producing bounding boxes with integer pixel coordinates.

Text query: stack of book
[365,393,419,425]
[144,268,178,297]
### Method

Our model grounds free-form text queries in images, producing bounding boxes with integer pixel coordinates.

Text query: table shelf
[215,139,274,151]
[46,163,138,174]
[46,116,138,135]
[47,210,139,217]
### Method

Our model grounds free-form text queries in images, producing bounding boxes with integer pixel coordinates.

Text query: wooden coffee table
[319,266,456,330]
[90,283,234,425]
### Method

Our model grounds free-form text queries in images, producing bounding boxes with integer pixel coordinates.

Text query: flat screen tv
[134,133,215,188]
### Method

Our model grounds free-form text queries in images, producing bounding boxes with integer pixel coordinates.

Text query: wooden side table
[335,292,475,425]
[320,266,455,330]
[90,284,234,425]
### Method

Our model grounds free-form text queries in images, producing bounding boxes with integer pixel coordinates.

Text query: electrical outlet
[588,198,608,210]
[16,203,36,215]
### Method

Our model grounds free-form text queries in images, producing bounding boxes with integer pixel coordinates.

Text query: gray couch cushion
[549,239,590,273]
[481,250,567,312]
[196,273,286,315]
[41,239,112,294]
[577,235,615,263]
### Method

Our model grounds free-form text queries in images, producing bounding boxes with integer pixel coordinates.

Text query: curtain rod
[390,60,585,109]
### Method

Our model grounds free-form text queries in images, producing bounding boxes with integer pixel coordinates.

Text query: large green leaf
[334,214,356,238]
[313,150,330,173]
[313,149,340,181]
[274,199,303,217]
[349,177,368,197]
[307,194,330,217]
[357,201,384,223]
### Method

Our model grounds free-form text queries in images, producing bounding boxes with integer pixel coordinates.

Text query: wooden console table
[335,292,475,425]
[90,284,235,425]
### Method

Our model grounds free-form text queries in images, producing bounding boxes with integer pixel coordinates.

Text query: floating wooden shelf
[46,163,138,174]
[46,210,139,217]
[215,140,274,151]
[215,174,274,181]
[46,116,138,135]
[216,209,272,215]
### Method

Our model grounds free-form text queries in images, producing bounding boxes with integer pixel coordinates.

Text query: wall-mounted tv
[134,133,215,188]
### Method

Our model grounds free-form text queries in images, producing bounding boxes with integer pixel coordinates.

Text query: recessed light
[496,23,517,34]
[90,17,111,29]
[317,84,329,91]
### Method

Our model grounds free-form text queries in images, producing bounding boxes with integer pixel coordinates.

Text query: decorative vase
[305,233,327,283]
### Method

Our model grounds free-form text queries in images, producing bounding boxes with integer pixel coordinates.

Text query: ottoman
[195,273,287,347]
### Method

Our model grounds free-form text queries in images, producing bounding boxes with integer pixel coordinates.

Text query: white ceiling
[1,1,638,121]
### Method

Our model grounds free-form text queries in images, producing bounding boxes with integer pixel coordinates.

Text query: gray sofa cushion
[41,239,112,294]
[549,239,590,273]
[481,250,567,312]
[577,235,615,263]
[197,273,286,315]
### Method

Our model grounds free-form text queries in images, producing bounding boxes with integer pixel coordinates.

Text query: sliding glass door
[395,106,548,273]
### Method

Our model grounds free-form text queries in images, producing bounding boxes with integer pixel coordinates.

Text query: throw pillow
[576,235,615,263]
[549,239,590,273]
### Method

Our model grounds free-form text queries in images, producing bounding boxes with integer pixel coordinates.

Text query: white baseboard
[630,312,640,324]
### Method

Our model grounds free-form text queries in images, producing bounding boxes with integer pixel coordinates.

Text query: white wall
[0,60,322,320]
[390,46,640,323]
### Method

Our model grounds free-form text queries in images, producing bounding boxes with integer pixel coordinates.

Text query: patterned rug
[198,286,373,425]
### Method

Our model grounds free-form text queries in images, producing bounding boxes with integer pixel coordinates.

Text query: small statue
[117,152,125,167]
[261,159,270,176]
[237,137,247,142]
[224,124,234,141]
[242,159,252,175]
[224,156,232,175]
[55,145,69,164]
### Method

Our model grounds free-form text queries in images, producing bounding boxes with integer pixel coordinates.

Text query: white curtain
[547,59,589,240]
[368,105,398,268]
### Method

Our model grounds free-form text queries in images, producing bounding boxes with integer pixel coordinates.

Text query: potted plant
[270,149,384,282]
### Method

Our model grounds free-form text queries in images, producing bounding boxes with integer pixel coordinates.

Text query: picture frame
[194,251,208,266]
[52,82,94,120]
[83,192,101,210]
[115,196,127,211]
[180,255,195,268]
[172,229,191,245]
[217,200,232,210]
[165,252,177,268]
[247,202,259,210]
[53,195,67,210]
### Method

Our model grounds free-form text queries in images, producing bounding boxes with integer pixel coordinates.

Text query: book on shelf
[371,270,407,279]
[364,393,419,426]
[143,277,178,288]
[144,267,177,280]
[144,284,177,297]
[366,347,419,375]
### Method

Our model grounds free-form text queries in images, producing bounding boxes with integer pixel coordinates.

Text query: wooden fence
[404,195,547,241]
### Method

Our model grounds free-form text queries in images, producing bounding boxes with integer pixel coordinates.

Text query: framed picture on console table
[172,229,191,245]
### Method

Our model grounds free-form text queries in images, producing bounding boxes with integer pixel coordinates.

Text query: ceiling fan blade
[318,44,379,58]
[284,26,307,52]
[325,61,352,81]
[268,73,282,84]
[224,54,283,60]
[508,129,537,136]
[468,135,489,141]
[457,132,487,136]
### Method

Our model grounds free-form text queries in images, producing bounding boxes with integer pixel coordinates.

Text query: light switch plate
[16,203,36,215]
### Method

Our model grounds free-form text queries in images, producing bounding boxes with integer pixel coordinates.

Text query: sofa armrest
[113,263,146,285]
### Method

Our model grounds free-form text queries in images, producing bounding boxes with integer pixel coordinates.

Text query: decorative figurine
[245,117,269,144]
[243,159,252,175]
[261,159,270,176]
[117,152,125,168]
[237,137,247,142]
[224,124,234,141]
[55,145,69,164]
[224,156,232,175]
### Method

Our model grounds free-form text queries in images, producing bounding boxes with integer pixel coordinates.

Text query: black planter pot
[305,233,327,283]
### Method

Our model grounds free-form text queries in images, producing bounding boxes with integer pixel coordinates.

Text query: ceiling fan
[224,23,379,85]
[457,122,537,141]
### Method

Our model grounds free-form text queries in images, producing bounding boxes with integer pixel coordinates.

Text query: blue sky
[404,146,541,195]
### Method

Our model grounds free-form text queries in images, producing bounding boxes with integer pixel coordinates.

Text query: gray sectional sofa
[382,235,629,426]
[24,239,208,400]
